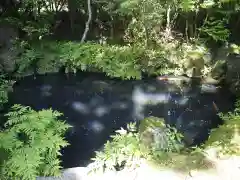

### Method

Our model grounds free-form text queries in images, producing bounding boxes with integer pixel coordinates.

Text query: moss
[148,150,214,172]
[203,111,240,156]
[139,116,165,133]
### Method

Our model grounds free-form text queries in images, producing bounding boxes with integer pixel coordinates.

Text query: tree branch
[81,0,92,43]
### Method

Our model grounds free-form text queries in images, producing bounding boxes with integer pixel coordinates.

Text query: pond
[4,71,236,168]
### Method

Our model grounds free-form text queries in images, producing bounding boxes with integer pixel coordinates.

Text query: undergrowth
[204,99,240,156]
[90,105,240,173]
[0,104,71,180]
[14,40,210,79]
[0,75,15,110]
[89,119,185,173]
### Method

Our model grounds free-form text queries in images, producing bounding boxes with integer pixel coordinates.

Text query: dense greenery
[0,76,15,110]
[90,108,240,172]
[205,99,240,156]
[0,0,240,179]
[0,105,71,180]
[0,76,9,109]
[90,119,185,172]
[1,0,240,80]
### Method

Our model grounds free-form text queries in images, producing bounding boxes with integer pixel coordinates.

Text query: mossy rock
[211,60,227,80]
[204,111,240,156]
[139,116,166,133]
[139,116,184,153]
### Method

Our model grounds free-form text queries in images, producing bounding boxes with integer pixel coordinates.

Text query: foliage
[1,0,240,176]
[199,17,230,43]
[0,104,71,180]
[90,118,185,172]
[204,99,240,156]
[58,42,144,79]
[2,0,239,81]
[118,0,166,46]
[139,116,184,153]
[230,44,240,55]
[16,40,180,79]
[90,122,143,172]
[14,40,62,76]
[0,76,15,109]
[0,77,9,108]
[15,38,213,79]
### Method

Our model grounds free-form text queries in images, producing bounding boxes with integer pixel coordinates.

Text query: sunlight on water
[132,86,171,120]
[72,101,90,114]
[94,106,109,117]
[87,120,105,133]
[40,84,52,97]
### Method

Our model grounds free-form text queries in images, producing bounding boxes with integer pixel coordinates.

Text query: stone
[139,116,184,152]
[36,167,88,180]
[0,25,19,73]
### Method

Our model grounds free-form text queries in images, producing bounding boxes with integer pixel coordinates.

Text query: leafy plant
[0,76,15,109]
[0,104,71,180]
[204,99,240,156]
[58,42,145,79]
[90,122,144,172]
[90,118,185,173]
[139,116,184,153]
[199,18,230,42]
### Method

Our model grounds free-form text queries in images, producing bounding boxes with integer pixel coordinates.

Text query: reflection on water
[6,72,235,168]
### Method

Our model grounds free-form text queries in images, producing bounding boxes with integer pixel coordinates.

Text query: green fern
[0,76,15,109]
[205,99,240,155]
[0,104,71,180]
[90,122,144,173]
[199,18,230,42]
[90,119,185,173]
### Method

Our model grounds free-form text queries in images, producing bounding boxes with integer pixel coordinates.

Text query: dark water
[4,72,236,168]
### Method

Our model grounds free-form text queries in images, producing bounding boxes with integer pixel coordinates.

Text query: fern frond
[1,105,70,179]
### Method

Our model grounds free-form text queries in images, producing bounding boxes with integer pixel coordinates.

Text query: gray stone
[0,25,19,73]
[36,167,88,180]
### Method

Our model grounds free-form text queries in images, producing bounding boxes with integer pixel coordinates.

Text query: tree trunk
[67,0,77,34]
[81,0,92,42]
[166,5,171,36]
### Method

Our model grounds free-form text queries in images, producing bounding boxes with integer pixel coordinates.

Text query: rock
[156,75,220,94]
[36,154,240,180]
[210,60,227,81]
[200,84,219,94]
[210,44,240,94]
[0,25,19,73]
[36,167,88,180]
[139,116,184,152]
[225,54,240,94]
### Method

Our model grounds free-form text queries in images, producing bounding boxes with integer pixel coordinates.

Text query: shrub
[139,116,184,153]
[90,117,185,173]
[15,39,212,79]
[204,99,240,156]
[58,42,144,79]
[0,104,71,180]
[90,122,143,172]
[0,75,15,109]
[0,79,9,108]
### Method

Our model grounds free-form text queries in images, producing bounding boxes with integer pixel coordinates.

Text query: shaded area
[5,72,236,168]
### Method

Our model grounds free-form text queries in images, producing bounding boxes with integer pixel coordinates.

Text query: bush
[90,122,143,172]
[204,99,240,156]
[90,117,185,173]
[15,38,214,80]
[0,76,15,110]
[15,40,209,79]
[0,104,71,180]
[139,116,184,153]
[58,42,144,79]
